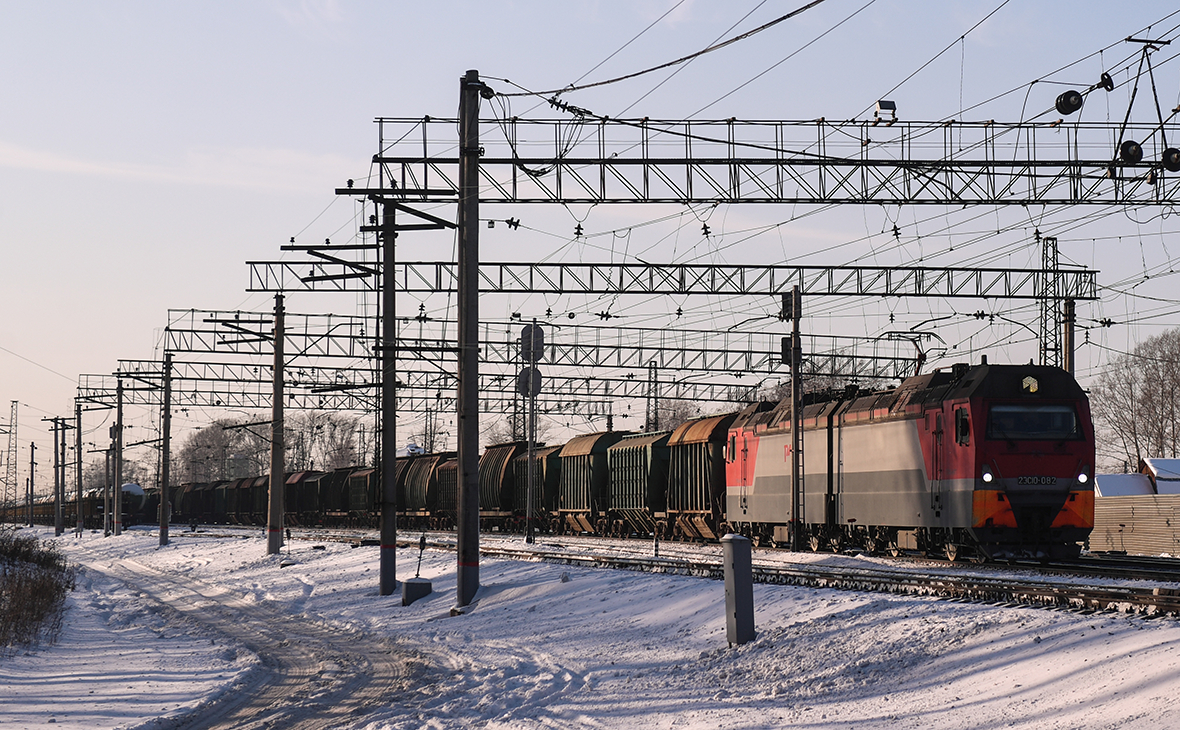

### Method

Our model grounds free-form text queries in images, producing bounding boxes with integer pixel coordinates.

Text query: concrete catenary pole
[75,400,83,536]
[527,320,538,545]
[27,442,36,527]
[50,419,60,535]
[789,286,804,551]
[380,202,398,595]
[54,419,63,536]
[456,69,483,607]
[1063,299,1076,376]
[103,447,110,536]
[267,293,285,555]
[113,380,123,536]
[160,352,172,546]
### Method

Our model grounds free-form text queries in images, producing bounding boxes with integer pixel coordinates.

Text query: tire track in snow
[88,558,431,729]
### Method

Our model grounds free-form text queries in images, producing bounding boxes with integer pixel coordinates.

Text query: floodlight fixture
[874,100,897,124]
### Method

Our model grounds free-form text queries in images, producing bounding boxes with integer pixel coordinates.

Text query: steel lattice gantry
[364,116,1180,206]
[161,311,925,381]
[104,359,766,412]
[248,259,1098,300]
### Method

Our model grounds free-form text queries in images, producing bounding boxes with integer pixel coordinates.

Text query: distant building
[1094,472,1154,497]
[1139,458,1180,494]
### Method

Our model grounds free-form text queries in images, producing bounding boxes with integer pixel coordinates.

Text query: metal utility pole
[103,447,111,536]
[27,441,36,527]
[645,361,659,432]
[379,202,398,596]
[1039,235,1062,368]
[788,286,804,552]
[1063,299,1076,376]
[267,293,285,556]
[520,321,544,545]
[75,400,83,536]
[48,418,61,535]
[58,419,67,536]
[161,351,172,544]
[5,401,17,521]
[160,353,172,546]
[456,68,484,608]
[113,380,123,536]
[42,416,70,537]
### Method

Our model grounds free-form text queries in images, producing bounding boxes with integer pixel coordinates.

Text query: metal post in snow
[380,202,398,596]
[456,68,483,608]
[267,294,285,555]
[75,401,83,537]
[114,380,123,536]
[160,353,172,546]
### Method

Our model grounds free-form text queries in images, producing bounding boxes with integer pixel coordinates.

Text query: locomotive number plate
[1017,476,1058,486]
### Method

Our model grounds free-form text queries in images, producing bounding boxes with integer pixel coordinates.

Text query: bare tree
[1092,328,1180,470]
[758,374,852,402]
[176,417,270,483]
[482,410,553,447]
[654,399,705,431]
[285,411,367,471]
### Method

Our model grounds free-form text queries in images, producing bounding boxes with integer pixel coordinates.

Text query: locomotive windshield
[986,404,1081,440]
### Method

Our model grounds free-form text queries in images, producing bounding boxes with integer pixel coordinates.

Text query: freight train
[9,483,147,531]
[6,361,1095,561]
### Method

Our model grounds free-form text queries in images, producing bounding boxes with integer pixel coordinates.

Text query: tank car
[725,360,1094,560]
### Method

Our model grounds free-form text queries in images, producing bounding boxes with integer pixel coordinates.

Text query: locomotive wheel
[863,535,878,556]
[887,541,901,558]
[808,534,821,552]
[944,543,959,562]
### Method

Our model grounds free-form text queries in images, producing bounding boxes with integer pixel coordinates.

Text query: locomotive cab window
[727,434,736,462]
[986,404,1081,441]
[954,408,970,445]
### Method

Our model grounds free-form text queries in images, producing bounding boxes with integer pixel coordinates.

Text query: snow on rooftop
[1095,473,1156,497]
[1142,458,1180,481]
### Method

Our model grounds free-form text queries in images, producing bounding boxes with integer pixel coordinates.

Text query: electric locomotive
[724,359,1094,560]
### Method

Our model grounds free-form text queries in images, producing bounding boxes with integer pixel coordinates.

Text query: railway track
[161,523,1180,617]
[473,542,1180,617]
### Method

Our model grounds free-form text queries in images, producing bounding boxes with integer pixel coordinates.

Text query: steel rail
[177,525,1180,617]
[473,544,1180,616]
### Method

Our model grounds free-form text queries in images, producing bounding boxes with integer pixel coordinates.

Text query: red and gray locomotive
[725,359,1094,560]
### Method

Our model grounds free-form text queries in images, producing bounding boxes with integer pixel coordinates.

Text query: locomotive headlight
[1077,470,1089,484]
[982,466,994,483]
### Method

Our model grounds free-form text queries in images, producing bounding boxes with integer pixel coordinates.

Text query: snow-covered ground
[4,525,1180,729]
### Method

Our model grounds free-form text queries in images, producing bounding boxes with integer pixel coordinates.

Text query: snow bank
[4,526,1180,729]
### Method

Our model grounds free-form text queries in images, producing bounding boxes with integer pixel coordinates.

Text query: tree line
[1091,327,1180,471]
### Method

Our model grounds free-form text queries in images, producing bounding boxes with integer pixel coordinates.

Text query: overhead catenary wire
[494,0,830,99]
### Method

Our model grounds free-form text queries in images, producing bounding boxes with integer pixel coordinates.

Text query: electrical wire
[0,344,77,383]
[495,0,830,99]
[690,0,879,118]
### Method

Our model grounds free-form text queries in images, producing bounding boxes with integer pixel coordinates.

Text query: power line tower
[4,401,17,519]
[1038,235,1062,368]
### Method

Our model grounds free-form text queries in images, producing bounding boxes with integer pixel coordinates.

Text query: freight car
[6,483,147,531]
[725,359,1094,560]
[28,360,1089,563]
